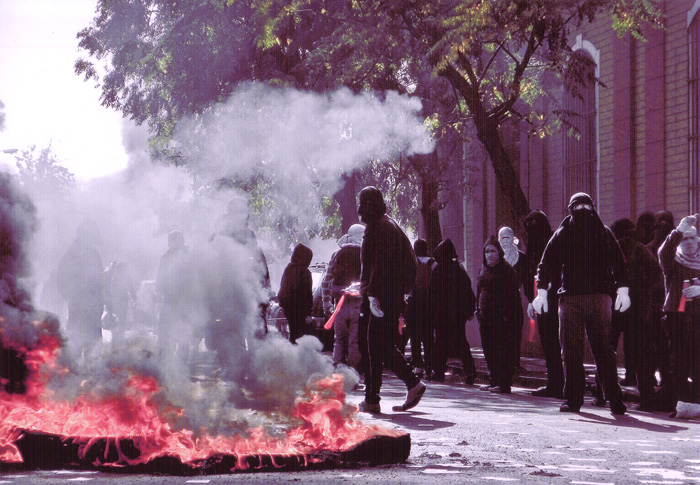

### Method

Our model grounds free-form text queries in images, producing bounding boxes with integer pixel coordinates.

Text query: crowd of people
[296,188,699,416]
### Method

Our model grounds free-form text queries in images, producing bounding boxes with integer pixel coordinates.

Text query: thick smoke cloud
[9,84,433,435]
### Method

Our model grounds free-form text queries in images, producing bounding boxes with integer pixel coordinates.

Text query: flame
[0,340,401,469]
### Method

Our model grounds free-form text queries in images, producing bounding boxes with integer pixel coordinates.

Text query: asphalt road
[2,373,699,484]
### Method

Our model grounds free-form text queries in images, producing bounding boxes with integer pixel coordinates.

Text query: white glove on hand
[527,303,536,320]
[678,215,698,233]
[682,284,700,299]
[615,287,631,313]
[368,296,384,317]
[532,289,548,314]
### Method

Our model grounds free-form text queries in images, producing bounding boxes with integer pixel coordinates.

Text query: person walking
[533,193,630,415]
[356,186,425,413]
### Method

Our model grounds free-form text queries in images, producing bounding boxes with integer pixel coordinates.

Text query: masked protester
[524,211,564,398]
[498,226,526,370]
[430,239,477,385]
[357,186,425,414]
[404,239,433,373]
[658,214,700,406]
[477,236,521,393]
[278,243,314,344]
[533,193,630,415]
[322,224,364,369]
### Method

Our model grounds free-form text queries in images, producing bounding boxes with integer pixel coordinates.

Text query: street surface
[2,371,699,484]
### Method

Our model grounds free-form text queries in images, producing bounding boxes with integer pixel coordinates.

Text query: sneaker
[358,400,381,414]
[610,401,626,416]
[397,381,427,411]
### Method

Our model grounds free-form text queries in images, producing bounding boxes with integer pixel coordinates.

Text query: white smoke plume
[11,84,433,436]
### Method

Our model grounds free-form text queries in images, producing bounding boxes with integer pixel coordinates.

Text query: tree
[14,144,76,198]
[256,0,660,225]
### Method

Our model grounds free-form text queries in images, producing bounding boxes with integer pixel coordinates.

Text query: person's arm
[608,229,631,290]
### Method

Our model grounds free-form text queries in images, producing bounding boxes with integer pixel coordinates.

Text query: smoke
[0,99,6,131]
[6,84,432,435]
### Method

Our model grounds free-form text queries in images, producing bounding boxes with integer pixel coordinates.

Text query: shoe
[398,381,427,411]
[560,402,581,413]
[592,396,606,407]
[358,400,381,414]
[480,384,493,391]
[532,386,559,398]
[489,386,511,394]
[611,401,627,416]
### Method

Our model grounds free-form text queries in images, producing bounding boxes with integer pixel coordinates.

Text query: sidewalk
[439,347,642,403]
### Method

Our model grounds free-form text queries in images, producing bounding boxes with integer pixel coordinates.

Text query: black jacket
[430,239,475,327]
[278,244,314,320]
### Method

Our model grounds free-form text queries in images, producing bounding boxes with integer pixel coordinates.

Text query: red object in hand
[398,315,406,336]
[528,279,537,342]
[324,294,345,330]
[679,280,690,312]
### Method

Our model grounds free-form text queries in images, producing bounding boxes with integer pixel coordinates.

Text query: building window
[690,7,700,212]
[563,50,597,207]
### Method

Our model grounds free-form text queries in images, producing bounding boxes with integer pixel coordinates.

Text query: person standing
[278,243,314,344]
[533,193,630,415]
[322,224,364,369]
[523,210,564,398]
[404,239,433,373]
[658,214,700,406]
[356,186,425,413]
[498,226,526,370]
[477,236,521,393]
[430,239,477,385]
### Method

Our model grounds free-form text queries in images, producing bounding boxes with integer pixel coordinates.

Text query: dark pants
[434,319,475,380]
[665,312,700,405]
[479,318,495,385]
[357,297,370,377]
[536,304,564,393]
[286,313,307,344]
[365,302,419,405]
[612,310,635,383]
[559,294,623,409]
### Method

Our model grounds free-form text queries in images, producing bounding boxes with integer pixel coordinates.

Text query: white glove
[682,284,700,299]
[527,303,535,320]
[678,215,698,233]
[368,296,384,317]
[615,287,631,313]
[532,289,548,314]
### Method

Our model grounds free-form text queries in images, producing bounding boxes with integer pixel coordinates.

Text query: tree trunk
[333,171,360,234]
[415,152,443,254]
[474,117,531,224]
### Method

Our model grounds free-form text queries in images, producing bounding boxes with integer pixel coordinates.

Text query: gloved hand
[368,296,384,317]
[532,289,548,314]
[615,287,631,312]
[678,215,698,233]
[682,284,700,299]
[527,303,535,320]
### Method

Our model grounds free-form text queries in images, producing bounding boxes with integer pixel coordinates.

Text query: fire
[0,341,401,470]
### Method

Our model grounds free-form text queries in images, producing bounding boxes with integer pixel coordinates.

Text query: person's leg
[345,299,362,370]
[634,307,655,409]
[332,310,349,366]
[540,308,564,394]
[364,313,384,405]
[559,296,586,410]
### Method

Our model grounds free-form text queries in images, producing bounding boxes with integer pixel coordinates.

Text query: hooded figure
[607,218,665,411]
[636,211,656,246]
[523,210,564,398]
[658,214,700,406]
[534,192,630,415]
[403,238,433,372]
[649,210,675,259]
[322,223,364,369]
[357,186,425,414]
[476,236,521,393]
[429,239,477,384]
[278,243,314,344]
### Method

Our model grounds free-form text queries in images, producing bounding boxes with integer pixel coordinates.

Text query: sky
[0,0,129,180]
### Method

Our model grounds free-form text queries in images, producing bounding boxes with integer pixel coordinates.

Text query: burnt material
[10,430,410,475]
[0,341,28,394]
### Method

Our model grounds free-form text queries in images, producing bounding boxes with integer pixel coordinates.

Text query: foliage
[14,144,76,198]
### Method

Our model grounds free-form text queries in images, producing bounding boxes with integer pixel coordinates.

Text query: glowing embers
[1,371,409,473]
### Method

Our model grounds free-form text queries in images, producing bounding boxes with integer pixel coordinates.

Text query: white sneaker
[394,381,426,411]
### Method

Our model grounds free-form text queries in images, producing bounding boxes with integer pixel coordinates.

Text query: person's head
[567,192,597,226]
[635,212,655,244]
[653,210,675,242]
[483,235,503,268]
[168,230,185,250]
[610,218,636,242]
[357,186,387,224]
[498,226,517,251]
[414,238,428,258]
[679,225,700,256]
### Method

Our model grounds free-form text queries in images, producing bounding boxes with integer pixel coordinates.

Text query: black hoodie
[429,239,476,327]
[477,236,520,326]
[278,244,313,319]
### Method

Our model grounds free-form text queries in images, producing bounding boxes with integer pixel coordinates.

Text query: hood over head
[290,243,313,267]
[524,210,552,238]
[413,238,428,258]
[433,238,458,264]
[610,218,636,242]
[358,186,387,224]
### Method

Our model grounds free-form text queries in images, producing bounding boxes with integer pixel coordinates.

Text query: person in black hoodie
[278,243,314,344]
[357,186,425,414]
[430,239,477,385]
[477,236,521,393]
[524,210,564,398]
[533,193,630,415]
[403,238,433,371]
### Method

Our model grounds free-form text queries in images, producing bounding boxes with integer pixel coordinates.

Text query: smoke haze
[1,83,433,435]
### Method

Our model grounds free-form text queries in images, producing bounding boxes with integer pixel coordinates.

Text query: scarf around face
[498,227,520,268]
[675,235,700,270]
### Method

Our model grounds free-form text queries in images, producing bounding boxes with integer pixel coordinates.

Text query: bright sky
[0,0,129,180]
